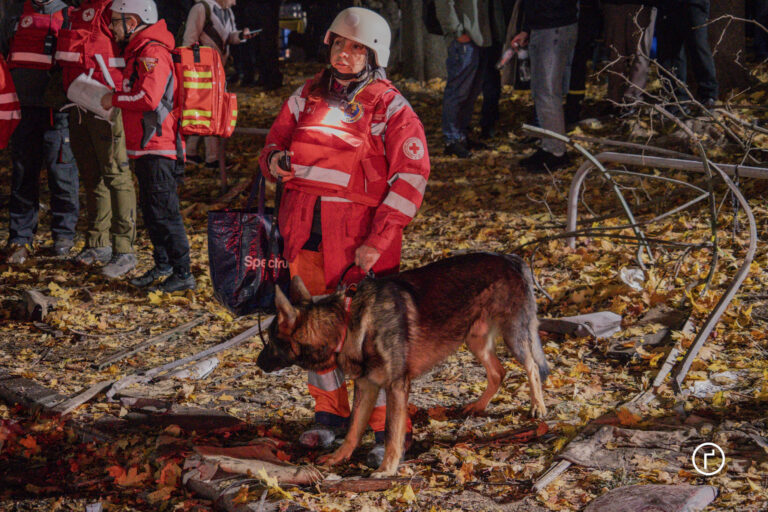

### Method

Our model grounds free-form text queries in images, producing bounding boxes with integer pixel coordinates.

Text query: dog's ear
[290,276,312,304]
[275,286,297,330]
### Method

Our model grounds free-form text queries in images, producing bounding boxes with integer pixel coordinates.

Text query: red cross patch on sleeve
[403,137,425,160]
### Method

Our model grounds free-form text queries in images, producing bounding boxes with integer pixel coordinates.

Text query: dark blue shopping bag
[207,174,290,316]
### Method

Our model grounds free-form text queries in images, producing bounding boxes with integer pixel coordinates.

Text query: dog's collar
[334,295,353,353]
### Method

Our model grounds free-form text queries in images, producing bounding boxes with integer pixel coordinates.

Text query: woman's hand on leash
[355,245,380,273]
[268,150,295,181]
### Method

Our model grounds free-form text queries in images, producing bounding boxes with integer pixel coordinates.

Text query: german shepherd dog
[256,252,549,477]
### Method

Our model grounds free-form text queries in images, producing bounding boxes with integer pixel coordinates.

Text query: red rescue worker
[1,0,80,264]
[56,0,138,277]
[0,54,20,148]
[100,0,196,292]
[259,7,430,467]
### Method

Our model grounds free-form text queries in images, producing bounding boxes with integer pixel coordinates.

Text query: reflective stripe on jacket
[8,2,68,71]
[0,55,21,148]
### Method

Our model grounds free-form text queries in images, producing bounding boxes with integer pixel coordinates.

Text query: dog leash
[333,263,375,353]
[335,295,353,353]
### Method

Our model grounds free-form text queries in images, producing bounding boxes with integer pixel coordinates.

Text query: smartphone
[240,28,263,40]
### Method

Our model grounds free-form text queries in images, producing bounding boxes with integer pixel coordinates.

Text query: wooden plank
[107,317,273,399]
[0,373,68,411]
[144,317,273,380]
[532,460,572,493]
[52,379,116,416]
[95,314,210,370]
[320,476,427,493]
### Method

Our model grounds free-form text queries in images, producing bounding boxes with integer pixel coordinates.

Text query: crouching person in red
[259,7,430,468]
[101,0,195,292]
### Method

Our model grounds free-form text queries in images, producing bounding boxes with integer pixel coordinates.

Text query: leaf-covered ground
[1,60,767,511]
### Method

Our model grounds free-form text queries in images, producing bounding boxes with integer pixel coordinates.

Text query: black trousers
[253,0,283,88]
[480,43,503,134]
[9,108,79,245]
[134,156,190,274]
[232,0,259,80]
[568,0,602,97]
[657,0,719,101]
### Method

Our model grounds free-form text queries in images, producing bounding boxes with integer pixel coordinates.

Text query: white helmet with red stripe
[324,7,391,68]
[111,0,158,25]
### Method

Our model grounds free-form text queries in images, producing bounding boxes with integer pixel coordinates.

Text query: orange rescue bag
[172,44,237,138]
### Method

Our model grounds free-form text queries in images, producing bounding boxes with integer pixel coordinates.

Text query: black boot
[130,266,173,288]
[156,272,197,293]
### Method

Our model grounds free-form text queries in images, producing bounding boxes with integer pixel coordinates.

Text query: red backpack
[0,55,21,149]
[172,44,237,138]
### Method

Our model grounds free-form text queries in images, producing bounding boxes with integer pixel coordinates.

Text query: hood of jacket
[125,19,175,54]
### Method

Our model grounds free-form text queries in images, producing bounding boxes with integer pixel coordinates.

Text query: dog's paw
[530,403,547,419]
[317,449,350,466]
[461,401,487,416]
[370,469,397,479]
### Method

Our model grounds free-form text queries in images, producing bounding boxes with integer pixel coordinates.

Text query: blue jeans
[442,40,487,144]
[529,23,578,156]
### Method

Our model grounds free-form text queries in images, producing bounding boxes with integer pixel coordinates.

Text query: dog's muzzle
[256,341,293,373]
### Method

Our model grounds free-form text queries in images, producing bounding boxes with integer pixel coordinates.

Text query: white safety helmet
[324,7,392,68]
[111,0,158,25]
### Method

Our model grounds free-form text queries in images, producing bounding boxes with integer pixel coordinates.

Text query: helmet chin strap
[330,65,370,82]
[121,12,143,39]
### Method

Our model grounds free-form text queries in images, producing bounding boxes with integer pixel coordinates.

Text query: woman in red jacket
[259,7,430,466]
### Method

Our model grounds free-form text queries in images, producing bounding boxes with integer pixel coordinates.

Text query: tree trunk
[401,0,426,81]
[708,0,749,96]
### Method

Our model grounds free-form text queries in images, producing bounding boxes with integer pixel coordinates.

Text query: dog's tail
[505,254,550,382]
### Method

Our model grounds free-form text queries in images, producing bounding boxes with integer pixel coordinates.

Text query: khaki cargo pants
[69,109,136,253]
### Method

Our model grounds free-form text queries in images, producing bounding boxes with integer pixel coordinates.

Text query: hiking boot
[519,148,571,174]
[129,265,173,288]
[466,139,489,150]
[6,243,32,264]
[74,246,112,265]
[101,253,137,278]
[53,238,74,257]
[299,423,345,449]
[444,141,472,158]
[156,272,196,293]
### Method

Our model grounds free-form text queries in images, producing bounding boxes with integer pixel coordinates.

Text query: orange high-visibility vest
[0,55,21,149]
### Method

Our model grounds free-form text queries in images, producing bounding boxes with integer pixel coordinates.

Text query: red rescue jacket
[260,72,430,288]
[0,55,21,148]
[112,21,182,160]
[8,1,69,71]
[55,0,125,90]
